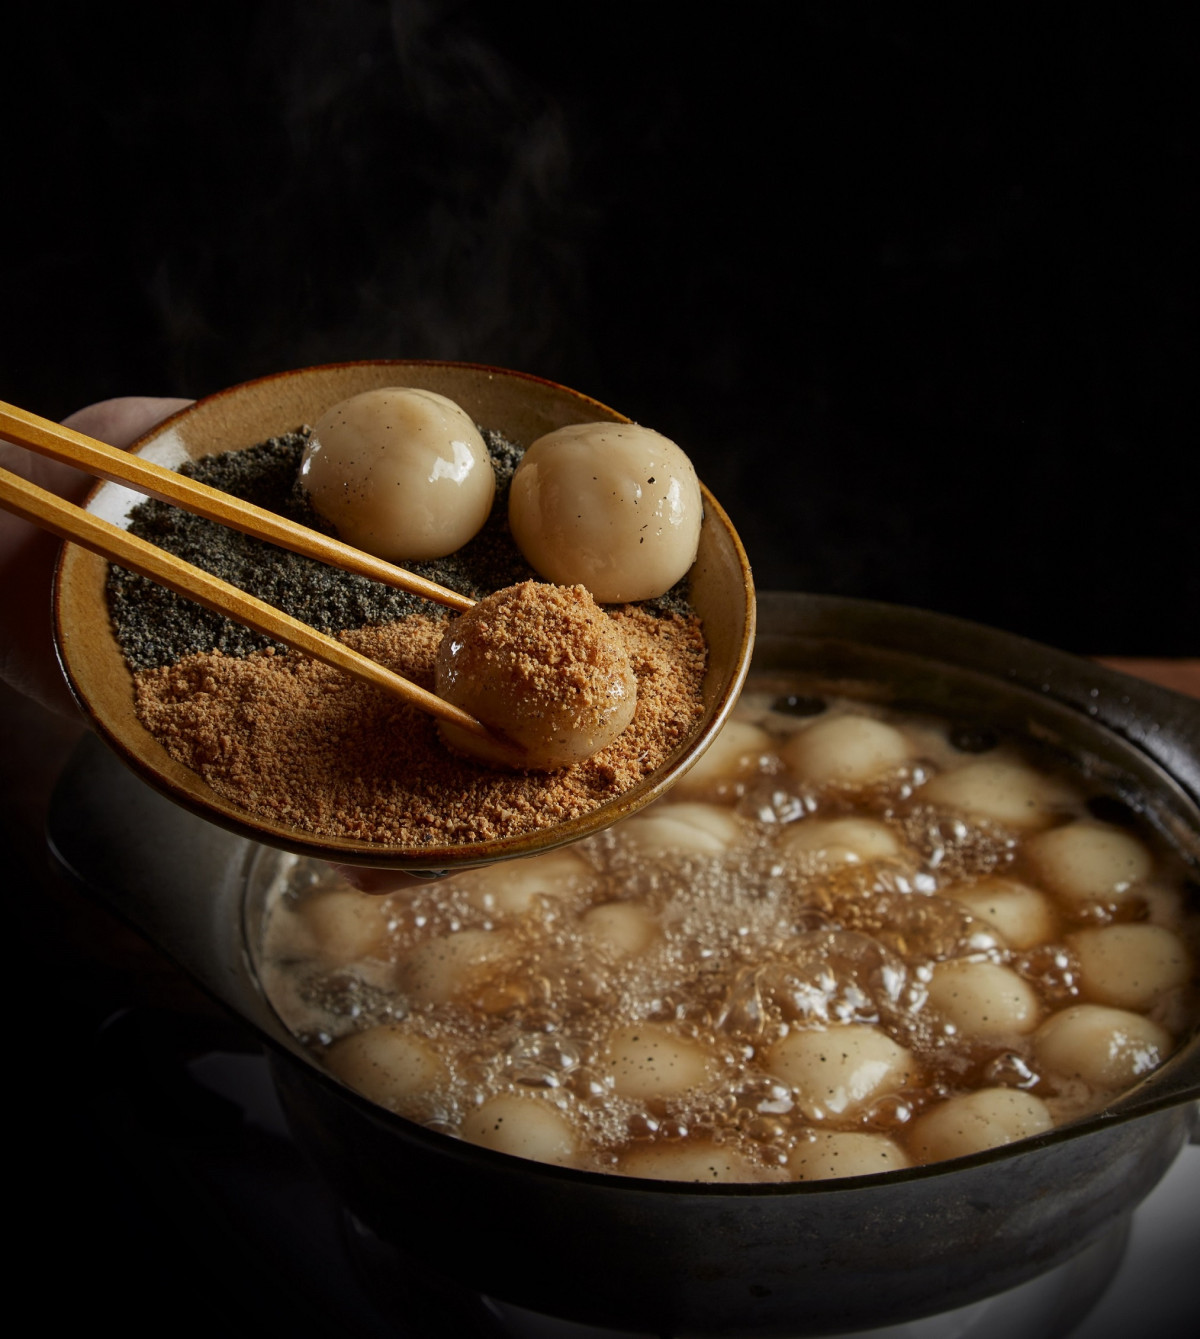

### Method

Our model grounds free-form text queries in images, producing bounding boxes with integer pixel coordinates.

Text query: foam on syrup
[257,680,1197,1181]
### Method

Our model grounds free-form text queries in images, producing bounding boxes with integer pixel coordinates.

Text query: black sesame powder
[107,424,694,671]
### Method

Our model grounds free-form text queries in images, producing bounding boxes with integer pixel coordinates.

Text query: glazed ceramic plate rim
[53,360,755,869]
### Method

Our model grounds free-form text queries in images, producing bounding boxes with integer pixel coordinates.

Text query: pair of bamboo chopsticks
[0,400,491,738]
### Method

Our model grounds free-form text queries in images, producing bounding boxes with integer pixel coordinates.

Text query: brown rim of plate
[53,360,755,870]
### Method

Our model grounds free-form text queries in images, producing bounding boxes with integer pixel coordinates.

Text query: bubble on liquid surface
[254,677,1195,1183]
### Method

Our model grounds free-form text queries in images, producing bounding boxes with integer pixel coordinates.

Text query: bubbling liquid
[257,680,1198,1181]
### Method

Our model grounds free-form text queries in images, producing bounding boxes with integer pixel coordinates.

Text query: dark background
[5,0,1197,653]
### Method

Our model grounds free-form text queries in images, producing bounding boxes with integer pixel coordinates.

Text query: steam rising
[151,0,594,388]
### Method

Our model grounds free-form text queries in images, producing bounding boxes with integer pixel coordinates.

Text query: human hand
[1,396,193,716]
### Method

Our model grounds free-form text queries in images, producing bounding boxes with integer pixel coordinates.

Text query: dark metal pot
[50,593,1200,1337]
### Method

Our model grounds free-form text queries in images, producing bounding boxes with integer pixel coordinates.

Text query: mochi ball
[920,760,1075,830]
[436,582,637,770]
[943,878,1057,950]
[672,719,774,798]
[908,1089,1053,1162]
[299,387,495,561]
[397,928,513,1006]
[460,848,593,917]
[581,901,659,957]
[325,1027,445,1110]
[787,1130,912,1180]
[1066,924,1190,1011]
[290,888,390,965]
[779,817,902,866]
[619,802,742,856]
[765,1024,915,1120]
[600,1023,717,1099]
[460,1094,580,1166]
[782,714,912,785]
[508,422,702,601]
[618,1140,783,1183]
[1024,822,1154,906]
[1033,1004,1172,1089]
[925,961,1041,1038]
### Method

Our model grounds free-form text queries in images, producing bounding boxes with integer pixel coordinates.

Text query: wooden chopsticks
[0,403,491,739]
[0,401,475,612]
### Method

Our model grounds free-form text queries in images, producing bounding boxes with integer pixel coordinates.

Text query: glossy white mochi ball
[508,422,703,602]
[300,387,495,561]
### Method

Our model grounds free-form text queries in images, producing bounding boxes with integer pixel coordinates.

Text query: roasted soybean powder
[134,606,705,844]
[435,581,640,770]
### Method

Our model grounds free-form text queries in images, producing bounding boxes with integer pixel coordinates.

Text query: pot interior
[246,603,1200,1150]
